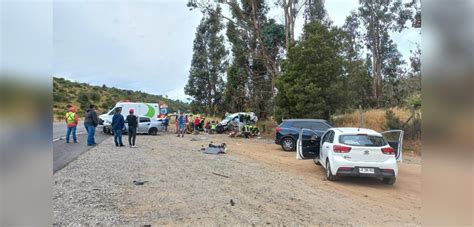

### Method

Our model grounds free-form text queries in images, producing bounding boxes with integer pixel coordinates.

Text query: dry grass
[332,107,412,132]
[256,119,279,139]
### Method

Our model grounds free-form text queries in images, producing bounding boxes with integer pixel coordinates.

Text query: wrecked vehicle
[216,112,258,133]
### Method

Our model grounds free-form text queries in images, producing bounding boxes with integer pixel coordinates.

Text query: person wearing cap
[65,106,79,143]
[126,109,138,148]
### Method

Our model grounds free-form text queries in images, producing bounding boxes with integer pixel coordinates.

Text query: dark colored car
[275,119,333,151]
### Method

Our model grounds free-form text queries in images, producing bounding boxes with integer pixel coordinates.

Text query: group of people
[110,107,139,148]
[173,113,218,137]
[64,105,139,148]
[65,104,99,146]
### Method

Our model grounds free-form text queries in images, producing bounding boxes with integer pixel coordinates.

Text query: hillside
[53,77,190,120]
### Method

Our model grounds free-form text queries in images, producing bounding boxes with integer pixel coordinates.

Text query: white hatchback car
[297,127,403,185]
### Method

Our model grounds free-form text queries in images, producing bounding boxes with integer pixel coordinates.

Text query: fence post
[359,105,364,128]
[411,105,416,139]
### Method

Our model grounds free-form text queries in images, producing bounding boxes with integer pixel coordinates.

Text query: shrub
[383,110,403,131]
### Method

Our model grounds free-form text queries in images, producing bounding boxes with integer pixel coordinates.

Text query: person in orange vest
[65,106,79,143]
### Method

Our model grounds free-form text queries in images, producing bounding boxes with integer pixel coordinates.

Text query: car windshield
[339,134,387,147]
[223,115,236,121]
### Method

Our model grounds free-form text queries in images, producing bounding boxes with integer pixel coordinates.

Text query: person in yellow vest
[65,106,79,143]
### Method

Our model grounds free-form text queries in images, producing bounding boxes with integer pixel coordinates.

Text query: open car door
[381,130,404,162]
[296,128,320,160]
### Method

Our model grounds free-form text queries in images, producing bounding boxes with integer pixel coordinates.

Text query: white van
[99,102,160,133]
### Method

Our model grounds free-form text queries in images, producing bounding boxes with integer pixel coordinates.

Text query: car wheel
[148,127,158,135]
[382,177,396,185]
[280,137,295,151]
[313,158,321,166]
[326,160,337,181]
[102,127,107,134]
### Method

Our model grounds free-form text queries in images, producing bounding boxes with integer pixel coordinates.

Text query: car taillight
[338,167,353,171]
[381,147,395,155]
[382,169,394,173]
[275,127,281,133]
[333,145,351,153]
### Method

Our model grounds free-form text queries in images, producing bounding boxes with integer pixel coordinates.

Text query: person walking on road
[177,112,185,137]
[126,109,138,148]
[65,106,79,143]
[84,104,99,146]
[112,108,125,147]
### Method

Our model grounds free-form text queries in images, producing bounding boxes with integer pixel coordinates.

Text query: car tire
[326,160,337,181]
[148,127,158,135]
[382,177,396,185]
[313,158,321,166]
[103,127,107,134]
[280,137,295,151]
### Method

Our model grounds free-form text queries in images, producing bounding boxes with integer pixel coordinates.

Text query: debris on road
[230,199,235,206]
[133,180,147,186]
[190,137,208,141]
[212,172,230,178]
[201,142,227,154]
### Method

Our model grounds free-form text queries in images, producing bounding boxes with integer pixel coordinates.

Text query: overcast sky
[53,0,420,101]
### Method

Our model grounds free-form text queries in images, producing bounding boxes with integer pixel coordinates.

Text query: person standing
[163,115,169,132]
[194,116,200,132]
[65,106,79,143]
[177,112,185,137]
[84,104,99,146]
[112,108,125,147]
[126,109,138,148]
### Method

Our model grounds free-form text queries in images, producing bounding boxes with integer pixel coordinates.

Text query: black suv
[275,119,333,151]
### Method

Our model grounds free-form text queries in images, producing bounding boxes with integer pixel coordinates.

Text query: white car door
[319,130,334,166]
[296,128,321,160]
[138,117,151,133]
[381,130,404,162]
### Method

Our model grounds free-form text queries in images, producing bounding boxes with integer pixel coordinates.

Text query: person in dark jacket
[84,104,99,146]
[126,109,138,148]
[163,115,169,132]
[112,108,125,147]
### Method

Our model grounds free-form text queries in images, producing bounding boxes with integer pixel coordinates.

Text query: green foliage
[53,77,190,117]
[89,91,100,102]
[382,109,402,131]
[275,22,346,121]
[185,6,228,116]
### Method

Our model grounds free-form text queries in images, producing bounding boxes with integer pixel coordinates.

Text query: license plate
[359,168,375,174]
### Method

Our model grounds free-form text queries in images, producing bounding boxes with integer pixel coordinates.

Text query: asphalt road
[53,123,109,173]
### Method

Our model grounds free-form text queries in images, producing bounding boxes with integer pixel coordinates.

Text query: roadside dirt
[53,132,421,226]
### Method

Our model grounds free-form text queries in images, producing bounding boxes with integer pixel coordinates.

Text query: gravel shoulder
[53,132,421,226]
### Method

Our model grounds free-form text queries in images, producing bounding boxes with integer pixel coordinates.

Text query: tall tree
[275,21,345,121]
[354,0,412,107]
[224,21,250,113]
[188,0,281,96]
[277,0,304,50]
[185,6,228,116]
[304,0,327,24]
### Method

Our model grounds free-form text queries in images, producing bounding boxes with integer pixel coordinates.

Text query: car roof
[331,127,381,135]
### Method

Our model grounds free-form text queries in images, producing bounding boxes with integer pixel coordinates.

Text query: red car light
[275,127,282,133]
[381,147,395,155]
[382,169,394,173]
[333,145,351,153]
[338,167,353,171]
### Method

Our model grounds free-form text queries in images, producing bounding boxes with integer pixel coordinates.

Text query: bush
[382,110,403,131]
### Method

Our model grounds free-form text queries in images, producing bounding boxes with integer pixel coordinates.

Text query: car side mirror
[310,135,320,141]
